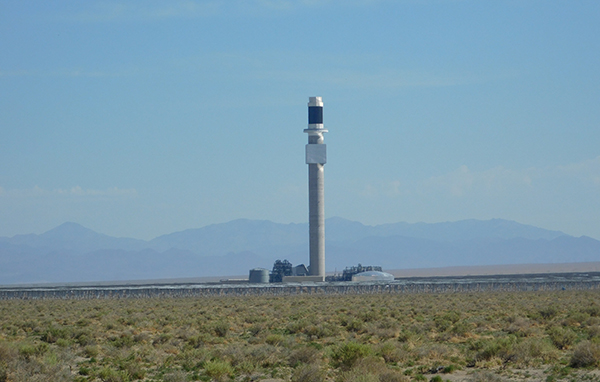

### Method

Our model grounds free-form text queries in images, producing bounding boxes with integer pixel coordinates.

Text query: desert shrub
[0,364,6,382]
[79,365,91,375]
[177,348,209,371]
[378,370,409,382]
[450,320,470,337]
[105,321,118,331]
[110,333,134,348]
[563,311,589,327]
[18,342,48,359]
[292,363,325,382]
[442,365,457,373]
[83,345,99,358]
[538,305,559,321]
[40,326,71,343]
[248,323,264,337]
[366,318,400,339]
[120,361,145,380]
[218,343,255,368]
[163,370,188,382]
[74,330,93,346]
[331,342,372,369]
[434,311,460,332]
[246,344,282,367]
[152,332,172,346]
[213,321,229,338]
[468,371,505,382]
[570,340,600,367]
[186,333,211,348]
[289,346,320,366]
[345,319,364,333]
[414,343,452,362]
[506,317,532,337]
[358,310,378,323]
[352,356,385,374]
[132,331,150,344]
[98,366,130,382]
[587,315,600,326]
[504,338,557,366]
[430,376,443,382]
[547,326,578,349]
[472,336,516,362]
[0,343,18,363]
[376,317,399,330]
[204,359,233,381]
[586,325,600,339]
[232,360,253,375]
[55,338,70,349]
[305,323,338,339]
[286,319,309,335]
[376,341,406,364]
[265,333,285,346]
[337,371,379,382]
[396,329,417,343]
[585,305,600,317]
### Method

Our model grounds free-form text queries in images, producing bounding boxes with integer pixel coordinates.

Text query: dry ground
[387,262,600,278]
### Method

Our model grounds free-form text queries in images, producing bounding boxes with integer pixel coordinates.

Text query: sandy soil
[386,262,600,278]
[423,367,600,381]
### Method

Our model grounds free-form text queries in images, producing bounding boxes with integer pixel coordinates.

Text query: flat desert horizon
[5,261,599,288]
[387,261,600,278]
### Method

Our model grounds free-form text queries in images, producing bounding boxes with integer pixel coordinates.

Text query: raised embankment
[1,273,598,300]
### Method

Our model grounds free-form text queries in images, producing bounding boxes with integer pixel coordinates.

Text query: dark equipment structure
[267,259,383,283]
[270,260,293,283]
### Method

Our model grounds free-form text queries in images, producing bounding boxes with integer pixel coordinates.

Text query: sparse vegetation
[0,290,599,381]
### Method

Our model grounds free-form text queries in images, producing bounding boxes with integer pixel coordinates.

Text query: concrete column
[309,162,325,276]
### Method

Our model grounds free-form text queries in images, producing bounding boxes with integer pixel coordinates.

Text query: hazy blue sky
[1,0,599,240]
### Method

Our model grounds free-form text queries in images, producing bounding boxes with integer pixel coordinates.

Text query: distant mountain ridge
[325,217,565,242]
[149,219,307,254]
[0,218,597,285]
[4,222,147,252]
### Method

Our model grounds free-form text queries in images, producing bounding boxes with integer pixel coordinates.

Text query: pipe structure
[304,97,328,279]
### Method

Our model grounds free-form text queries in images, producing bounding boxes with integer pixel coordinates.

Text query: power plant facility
[240,97,386,284]
[282,96,329,282]
[6,96,600,298]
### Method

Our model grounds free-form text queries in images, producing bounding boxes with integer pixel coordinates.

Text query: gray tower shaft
[308,161,325,276]
[304,97,327,279]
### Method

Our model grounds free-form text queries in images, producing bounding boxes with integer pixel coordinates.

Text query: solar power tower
[304,96,327,280]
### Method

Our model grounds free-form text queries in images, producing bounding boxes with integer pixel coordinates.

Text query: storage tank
[249,268,270,283]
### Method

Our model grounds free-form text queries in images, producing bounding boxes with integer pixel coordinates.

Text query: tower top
[308,96,323,107]
[305,96,327,134]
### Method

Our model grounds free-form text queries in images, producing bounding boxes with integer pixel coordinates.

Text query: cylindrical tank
[249,268,270,283]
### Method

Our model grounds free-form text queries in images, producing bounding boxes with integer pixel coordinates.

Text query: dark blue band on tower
[308,106,323,124]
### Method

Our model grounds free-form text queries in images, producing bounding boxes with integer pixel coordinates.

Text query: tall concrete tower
[304,96,327,280]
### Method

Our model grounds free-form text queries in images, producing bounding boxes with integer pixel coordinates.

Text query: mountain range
[0,218,597,285]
